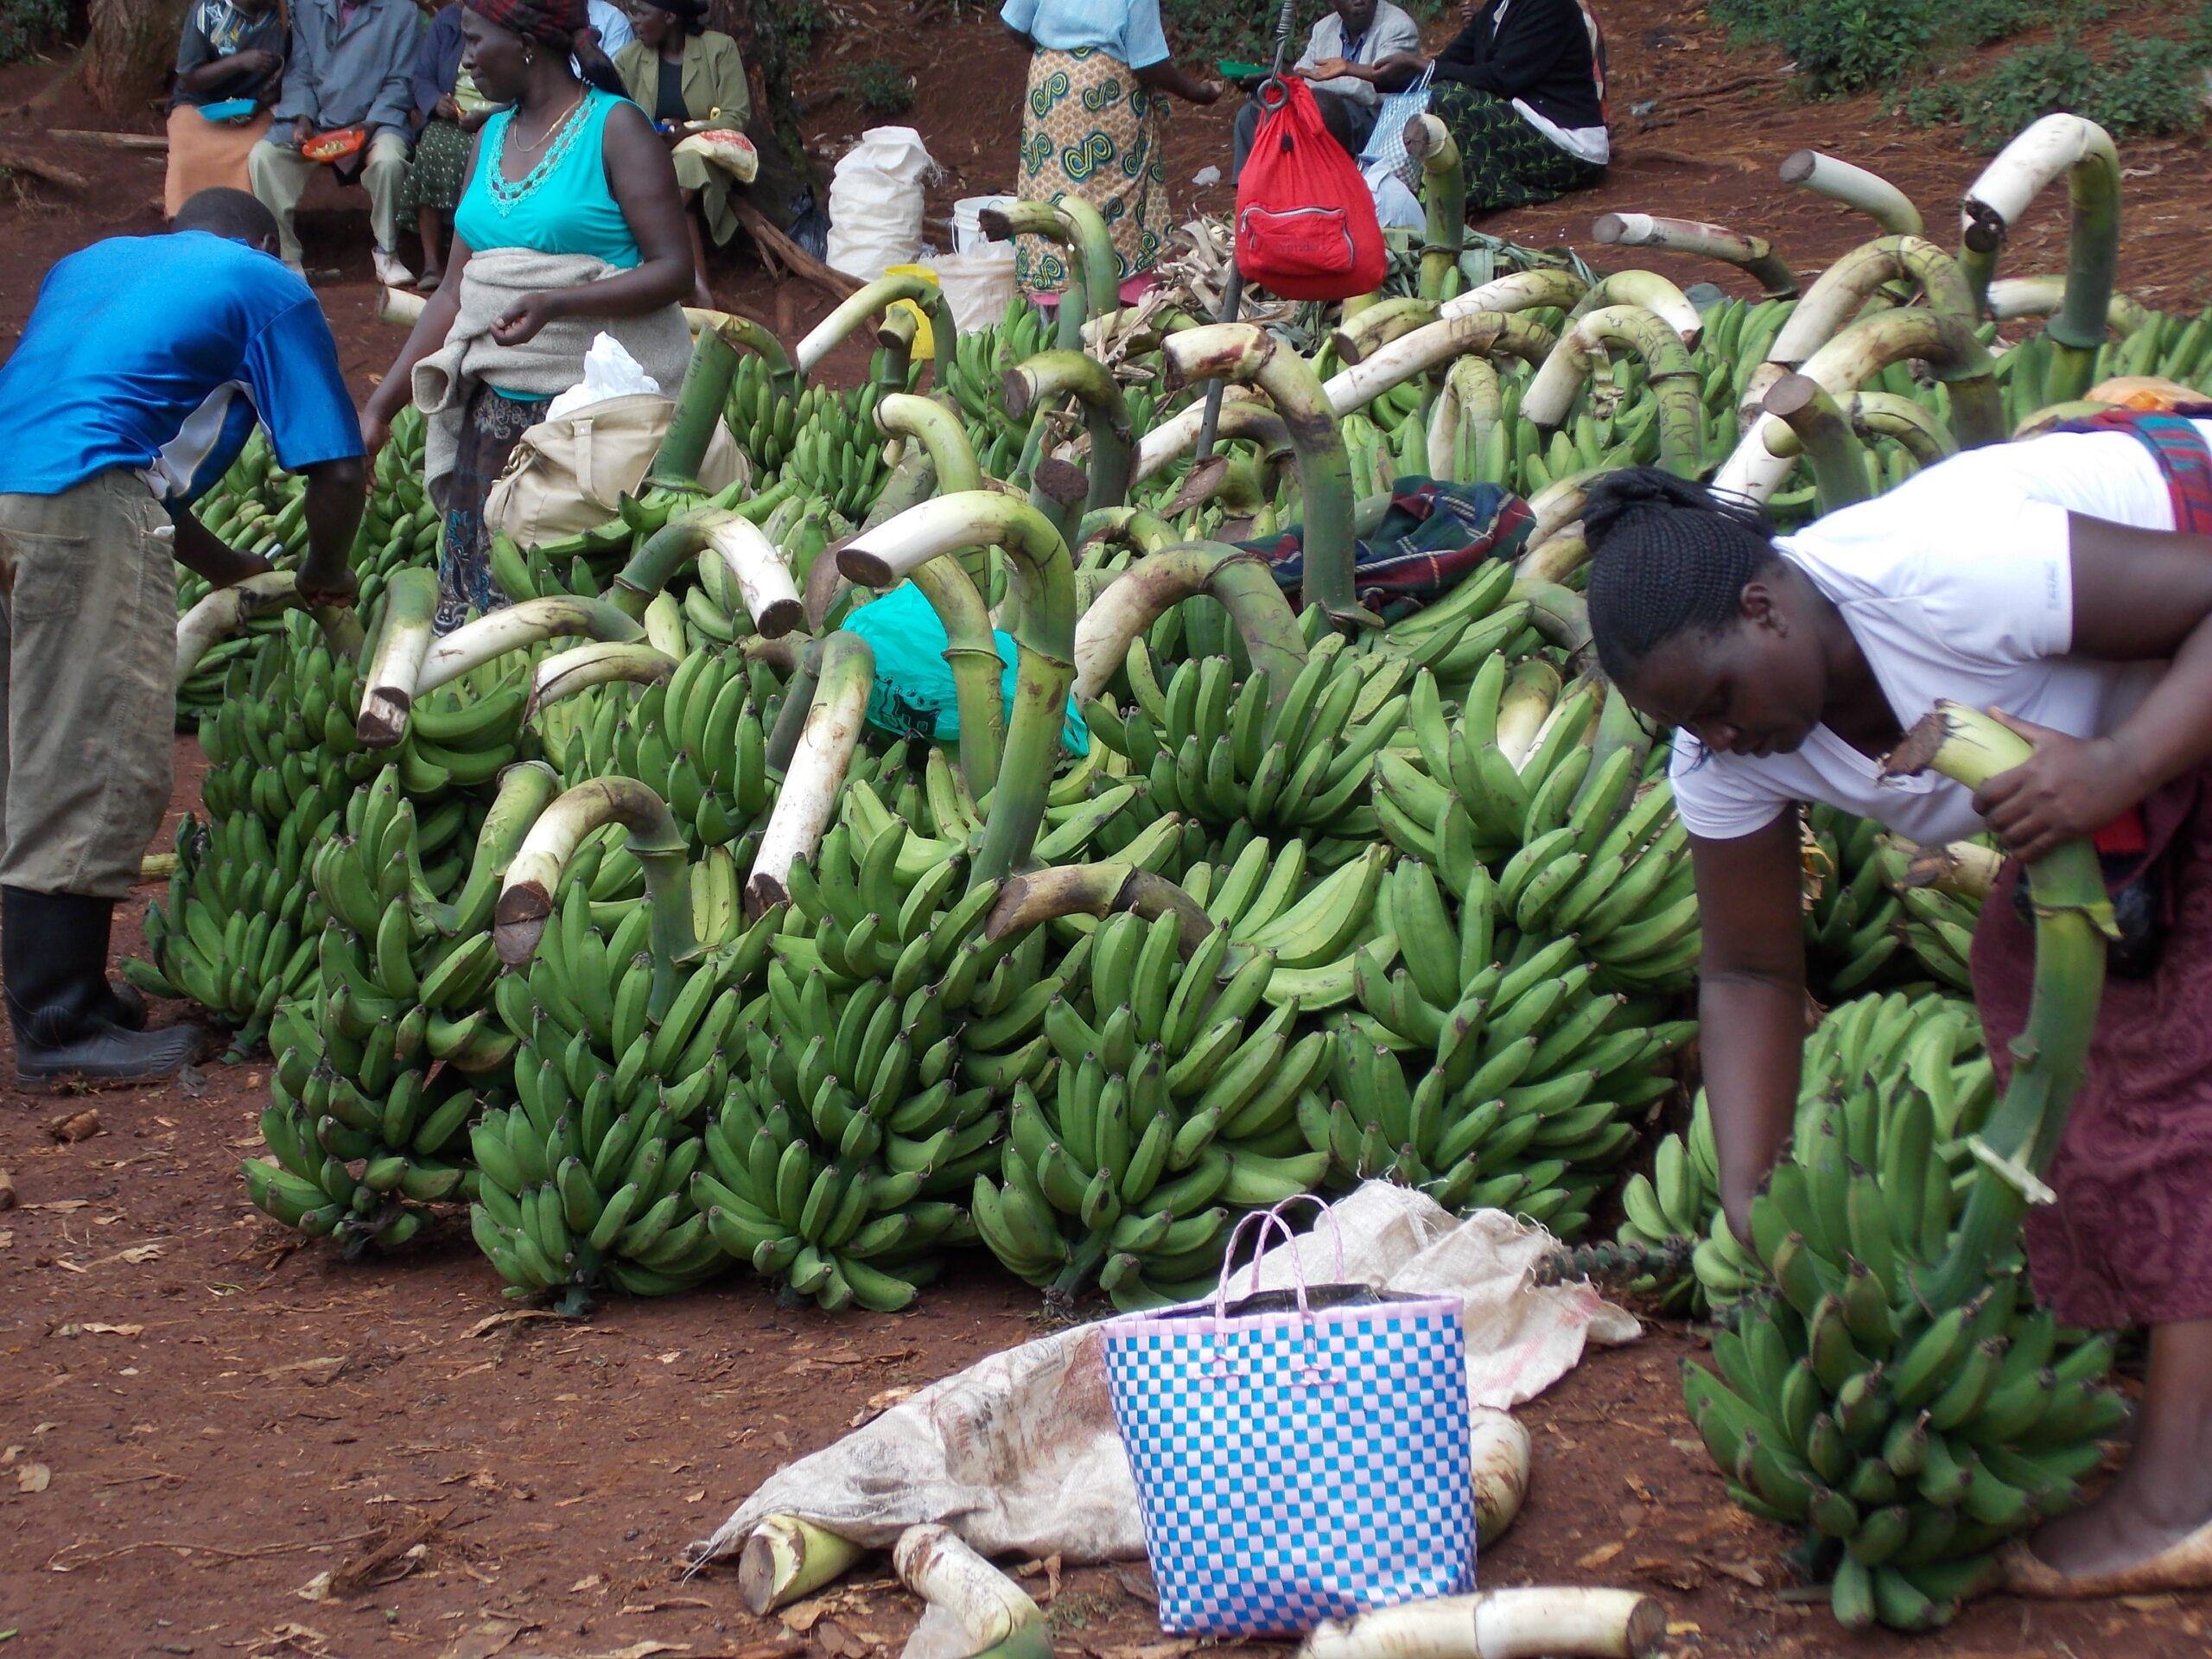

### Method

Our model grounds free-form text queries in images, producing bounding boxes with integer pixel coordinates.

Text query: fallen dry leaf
[569,1573,606,1593]
[810,1619,871,1659]
[780,1599,831,1634]
[83,1322,143,1337]
[436,1617,528,1659]
[1707,1558,1766,1588]
[262,1356,350,1387]
[1574,1541,1624,1569]
[47,1110,100,1143]
[22,1198,88,1211]
[0,1165,14,1208]
[1665,1621,1701,1636]
[466,1309,578,1338]
[17,1462,51,1493]
[296,1570,334,1601]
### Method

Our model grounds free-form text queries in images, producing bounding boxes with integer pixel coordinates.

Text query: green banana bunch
[778,380,891,524]
[1674,990,2116,1632]
[1377,660,1700,995]
[1897,884,1982,995]
[471,861,781,1302]
[1802,804,1911,1000]
[976,899,1332,1309]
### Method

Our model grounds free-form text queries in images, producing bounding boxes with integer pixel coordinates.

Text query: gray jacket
[271,0,422,133]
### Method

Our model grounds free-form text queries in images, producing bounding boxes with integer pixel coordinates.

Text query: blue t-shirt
[0,231,362,505]
[998,0,1170,67]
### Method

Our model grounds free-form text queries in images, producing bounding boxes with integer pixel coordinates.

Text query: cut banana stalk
[739,1514,866,1615]
[1301,1588,1667,1659]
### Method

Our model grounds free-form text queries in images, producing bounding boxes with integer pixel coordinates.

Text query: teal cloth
[454,87,640,269]
[842,581,1089,756]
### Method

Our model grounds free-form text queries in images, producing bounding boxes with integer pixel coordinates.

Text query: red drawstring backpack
[1234,77,1387,301]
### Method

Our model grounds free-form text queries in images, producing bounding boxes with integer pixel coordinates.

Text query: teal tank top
[454,86,640,270]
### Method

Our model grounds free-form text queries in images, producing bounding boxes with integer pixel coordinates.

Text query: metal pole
[1194,0,1301,464]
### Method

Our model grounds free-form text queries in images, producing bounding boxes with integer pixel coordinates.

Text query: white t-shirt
[1669,423,2203,846]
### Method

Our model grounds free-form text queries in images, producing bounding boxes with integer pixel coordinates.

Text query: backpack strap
[2048,404,2212,537]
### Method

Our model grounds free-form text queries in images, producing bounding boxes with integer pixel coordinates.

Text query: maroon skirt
[1972,765,2212,1328]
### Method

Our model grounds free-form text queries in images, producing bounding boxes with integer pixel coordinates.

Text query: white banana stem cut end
[707,512,805,638]
[738,1514,866,1615]
[1300,1588,1667,1659]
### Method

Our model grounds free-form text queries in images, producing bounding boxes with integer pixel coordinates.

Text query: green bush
[847,58,916,117]
[1707,0,2059,93]
[0,0,64,64]
[1903,26,2211,148]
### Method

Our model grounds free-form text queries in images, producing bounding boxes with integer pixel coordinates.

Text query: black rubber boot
[3,887,201,1084]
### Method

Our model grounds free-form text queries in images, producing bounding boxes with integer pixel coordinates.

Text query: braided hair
[1584,467,1784,688]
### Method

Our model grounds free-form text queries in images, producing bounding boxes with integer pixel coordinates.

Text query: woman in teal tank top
[362,0,693,629]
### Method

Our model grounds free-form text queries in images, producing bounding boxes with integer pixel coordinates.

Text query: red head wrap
[467,0,590,50]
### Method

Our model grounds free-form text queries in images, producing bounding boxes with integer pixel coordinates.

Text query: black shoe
[3,887,203,1085]
[15,1021,202,1084]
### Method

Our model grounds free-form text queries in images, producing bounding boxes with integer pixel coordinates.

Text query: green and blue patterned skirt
[1015,46,1170,298]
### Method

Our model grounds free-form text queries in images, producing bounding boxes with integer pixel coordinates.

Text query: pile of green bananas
[470,839,778,1301]
[1802,804,1910,1000]
[1376,659,1700,995]
[775,380,892,523]
[1897,883,1981,994]
[934,295,1051,480]
[1671,989,2118,1631]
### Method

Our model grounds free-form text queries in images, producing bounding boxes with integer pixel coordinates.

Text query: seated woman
[613,0,749,311]
[361,0,695,633]
[164,0,289,218]
[1377,0,1607,214]
[401,0,496,291]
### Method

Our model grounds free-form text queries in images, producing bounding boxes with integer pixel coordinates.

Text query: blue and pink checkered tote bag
[1101,1200,1477,1636]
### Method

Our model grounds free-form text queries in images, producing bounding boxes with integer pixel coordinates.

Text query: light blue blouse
[998,0,1170,68]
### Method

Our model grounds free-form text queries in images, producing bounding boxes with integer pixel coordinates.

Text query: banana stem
[1987,275,2150,337]
[1522,304,1702,478]
[1845,391,1957,464]
[1567,270,1703,348]
[1882,701,2109,1310]
[1163,323,1370,627]
[738,1516,865,1616]
[645,321,741,493]
[1428,354,1504,478]
[608,512,716,619]
[1404,115,1465,302]
[1440,266,1588,319]
[984,861,1215,956]
[893,1525,1044,1658]
[1592,212,1797,300]
[1071,542,1306,704]
[524,640,677,720]
[765,635,821,773]
[495,776,696,1015]
[1891,835,2006,899]
[1002,350,1136,513]
[1778,149,1925,237]
[747,631,875,914]
[1332,296,1441,365]
[356,566,441,747]
[840,493,1075,887]
[1764,234,1978,371]
[795,275,938,377]
[1130,397,1291,488]
[1301,1588,1668,1659]
[1077,506,1183,558]
[418,595,645,692]
[425,760,561,938]
[1718,307,2002,502]
[979,201,1095,349]
[874,305,919,392]
[705,514,805,638]
[1959,114,2120,389]
[877,391,983,494]
[1323,311,1557,421]
[175,570,351,690]
[1764,372,1872,514]
[716,311,801,403]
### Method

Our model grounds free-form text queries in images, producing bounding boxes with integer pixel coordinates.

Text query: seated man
[247,0,423,281]
[1231,0,1422,181]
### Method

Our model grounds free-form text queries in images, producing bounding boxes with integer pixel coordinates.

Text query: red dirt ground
[2,3,2210,1653]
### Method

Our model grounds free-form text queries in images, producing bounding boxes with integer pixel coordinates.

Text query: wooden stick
[50,128,168,151]
[733,198,862,299]
[0,147,88,191]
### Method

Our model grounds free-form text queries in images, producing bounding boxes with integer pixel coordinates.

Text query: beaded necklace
[483,91,595,215]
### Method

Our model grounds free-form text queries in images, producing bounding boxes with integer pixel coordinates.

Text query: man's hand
[1185,78,1224,105]
[1972,709,2149,864]
[294,556,361,612]
[435,93,462,123]
[292,114,315,149]
[1303,56,1357,80]
[491,289,565,346]
[232,48,282,79]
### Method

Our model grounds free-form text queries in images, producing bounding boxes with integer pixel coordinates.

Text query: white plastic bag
[544,332,664,421]
[924,245,1018,334]
[826,126,935,283]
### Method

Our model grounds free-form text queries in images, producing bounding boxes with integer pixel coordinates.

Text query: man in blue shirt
[0,188,365,1084]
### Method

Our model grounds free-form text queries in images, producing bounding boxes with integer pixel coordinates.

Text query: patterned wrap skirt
[1016,46,1170,297]
[435,385,539,634]
[1429,84,1605,214]
[1972,761,2212,1327]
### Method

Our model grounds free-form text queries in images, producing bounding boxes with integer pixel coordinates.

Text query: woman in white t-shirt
[1581,442,2212,1598]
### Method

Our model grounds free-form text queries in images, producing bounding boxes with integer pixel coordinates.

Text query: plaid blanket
[1241,478,1535,623]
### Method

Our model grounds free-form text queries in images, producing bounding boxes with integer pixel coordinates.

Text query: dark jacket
[408,3,465,118]
[171,0,289,110]
[1433,0,1603,133]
